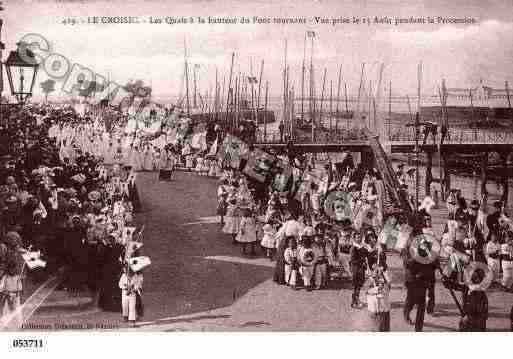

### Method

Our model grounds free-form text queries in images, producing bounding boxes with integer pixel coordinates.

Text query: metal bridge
[255,127,513,153]
[253,126,513,214]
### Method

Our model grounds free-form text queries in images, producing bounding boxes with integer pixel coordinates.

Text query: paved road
[29,171,513,331]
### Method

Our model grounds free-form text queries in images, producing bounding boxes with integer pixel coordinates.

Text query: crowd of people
[212,133,513,331]
[2,100,513,331]
[0,104,156,326]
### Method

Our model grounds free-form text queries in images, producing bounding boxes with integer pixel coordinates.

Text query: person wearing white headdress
[236,208,258,255]
[103,139,115,169]
[119,267,143,326]
[312,229,334,289]
[485,231,501,284]
[142,144,153,171]
[500,232,513,289]
[261,222,277,260]
[298,235,317,291]
[284,237,299,289]
[195,156,204,176]
[222,197,240,243]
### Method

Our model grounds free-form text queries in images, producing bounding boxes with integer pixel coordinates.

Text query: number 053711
[12,339,44,348]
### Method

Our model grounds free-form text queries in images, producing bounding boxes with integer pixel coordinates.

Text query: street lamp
[4,42,39,103]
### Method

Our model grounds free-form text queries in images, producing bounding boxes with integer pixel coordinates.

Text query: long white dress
[222,204,239,234]
[260,224,277,249]
[142,147,153,171]
[236,217,257,243]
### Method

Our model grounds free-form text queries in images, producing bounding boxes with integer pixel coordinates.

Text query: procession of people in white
[2,102,513,331]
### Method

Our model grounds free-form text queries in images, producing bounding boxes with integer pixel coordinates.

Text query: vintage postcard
[0,1,512,348]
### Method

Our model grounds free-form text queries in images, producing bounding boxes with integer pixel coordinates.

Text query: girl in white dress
[485,231,501,283]
[128,144,142,172]
[195,156,203,175]
[142,145,153,171]
[236,208,257,255]
[208,158,216,177]
[222,198,240,243]
[501,233,513,289]
[201,157,210,176]
[152,146,161,171]
[261,221,277,260]
[185,153,195,171]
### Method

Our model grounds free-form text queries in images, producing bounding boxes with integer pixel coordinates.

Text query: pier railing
[256,128,369,144]
[387,127,513,144]
[255,127,513,147]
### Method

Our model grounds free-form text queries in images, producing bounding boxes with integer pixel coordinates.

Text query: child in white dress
[142,145,153,171]
[119,268,144,326]
[222,198,239,243]
[236,208,257,255]
[195,156,204,176]
[501,233,513,289]
[261,221,277,260]
[485,231,501,284]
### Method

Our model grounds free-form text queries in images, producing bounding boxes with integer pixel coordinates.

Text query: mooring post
[425,150,433,197]
[481,152,488,207]
[500,152,509,207]
[440,151,451,200]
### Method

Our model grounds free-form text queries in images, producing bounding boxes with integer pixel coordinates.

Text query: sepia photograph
[0,0,512,346]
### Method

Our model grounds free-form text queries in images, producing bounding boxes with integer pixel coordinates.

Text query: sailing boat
[175,47,275,126]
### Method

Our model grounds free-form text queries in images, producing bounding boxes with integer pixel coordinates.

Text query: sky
[1,0,513,102]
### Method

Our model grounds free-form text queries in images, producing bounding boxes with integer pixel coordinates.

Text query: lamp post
[4,42,39,104]
[0,17,5,127]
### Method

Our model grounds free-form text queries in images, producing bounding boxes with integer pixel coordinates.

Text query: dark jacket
[403,254,438,285]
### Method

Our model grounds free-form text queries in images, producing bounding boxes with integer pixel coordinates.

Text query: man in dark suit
[486,201,503,241]
[402,217,439,331]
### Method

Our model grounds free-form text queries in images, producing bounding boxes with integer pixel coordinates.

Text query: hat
[367,194,378,202]
[5,176,16,185]
[129,256,151,272]
[5,195,18,204]
[88,190,101,202]
[493,201,503,209]
[469,200,480,210]
[408,233,440,264]
[4,231,22,248]
[464,261,493,291]
[22,251,47,269]
[455,212,469,223]
[301,226,315,238]
[397,163,404,168]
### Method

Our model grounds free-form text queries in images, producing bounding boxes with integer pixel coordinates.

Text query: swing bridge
[253,125,513,213]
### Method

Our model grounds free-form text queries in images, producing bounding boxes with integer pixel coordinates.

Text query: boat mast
[184,38,190,117]
[387,81,392,140]
[282,38,288,137]
[356,63,365,122]
[256,59,264,125]
[344,82,349,130]
[301,32,306,126]
[506,81,512,122]
[193,64,197,108]
[310,33,315,142]
[214,67,218,121]
[225,52,235,129]
[415,61,423,211]
[264,80,269,141]
[320,68,327,130]
[329,80,333,132]
[336,64,342,132]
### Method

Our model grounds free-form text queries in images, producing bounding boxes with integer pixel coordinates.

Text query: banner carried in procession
[272,157,293,192]
[242,148,276,183]
[378,218,412,252]
[218,134,249,170]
